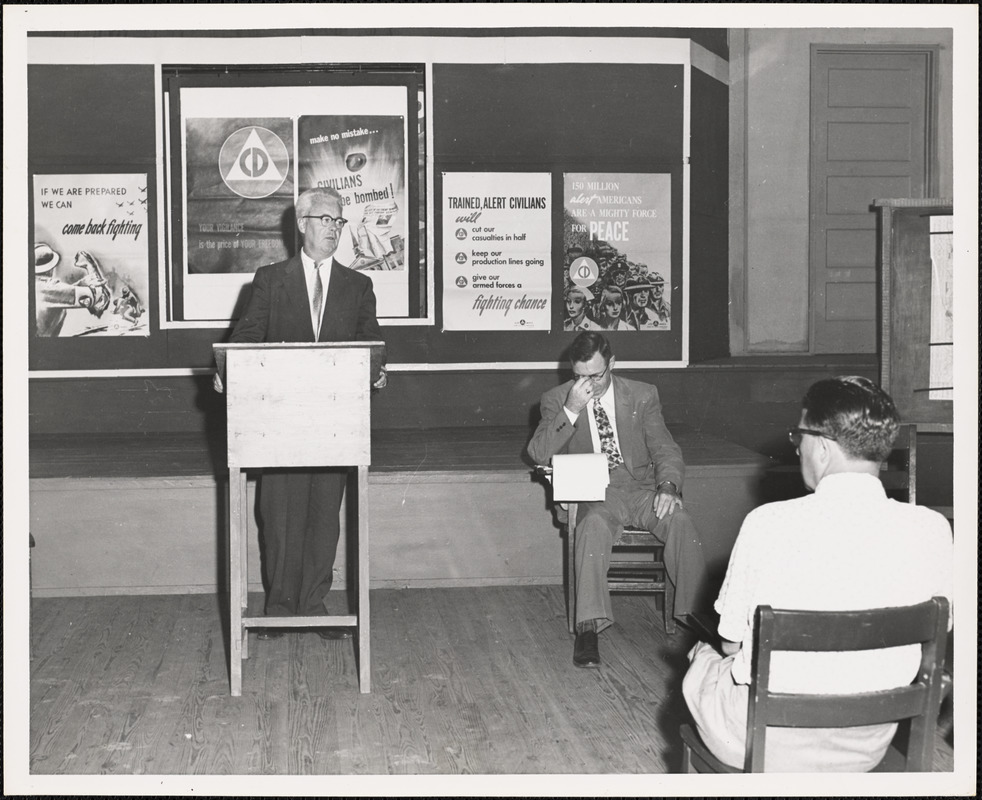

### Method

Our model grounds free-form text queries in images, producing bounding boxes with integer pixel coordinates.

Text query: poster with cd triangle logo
[563,172,672,332]
[184,117,294,276]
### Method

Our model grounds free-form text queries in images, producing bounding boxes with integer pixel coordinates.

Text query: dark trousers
[258,468,347,616]
[574,467,708,632]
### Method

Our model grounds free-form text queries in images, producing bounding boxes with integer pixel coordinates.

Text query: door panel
[810,48,932,353]
[828,122,912,161]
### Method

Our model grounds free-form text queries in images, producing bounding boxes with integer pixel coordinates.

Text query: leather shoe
[316,627,353,640]
[256,629,283,640]
[573,630,601,668]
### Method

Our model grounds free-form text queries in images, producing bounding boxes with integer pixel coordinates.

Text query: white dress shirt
[563,381,623,455]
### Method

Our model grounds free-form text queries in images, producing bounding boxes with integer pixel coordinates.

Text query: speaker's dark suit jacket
[231,254,383,345]
[230,254,385,616]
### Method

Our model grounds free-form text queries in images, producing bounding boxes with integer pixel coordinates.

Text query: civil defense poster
[562,173,672,332]
[297,115,407,276]
[179,85,410,322]
[184,117,294,277]
[33,173,150,338]
[442,172,552,331]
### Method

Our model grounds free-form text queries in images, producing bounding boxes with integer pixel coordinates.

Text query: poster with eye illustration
[562,173,672,332]
[32,173,150,338]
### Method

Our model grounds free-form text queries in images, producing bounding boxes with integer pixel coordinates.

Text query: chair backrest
[881,422,917,503]
[746,596,949,772]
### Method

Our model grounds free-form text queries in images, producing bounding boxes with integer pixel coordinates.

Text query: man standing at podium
[214,186,386,640]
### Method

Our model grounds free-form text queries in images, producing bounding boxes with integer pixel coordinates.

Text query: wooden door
[809,47,935,353]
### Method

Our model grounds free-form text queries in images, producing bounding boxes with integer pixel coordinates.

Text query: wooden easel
[215,342,382,695]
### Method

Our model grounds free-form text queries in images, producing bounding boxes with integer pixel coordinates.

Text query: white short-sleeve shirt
[715,472,953,694]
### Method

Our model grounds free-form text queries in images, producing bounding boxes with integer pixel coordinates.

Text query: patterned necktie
[311,262,324,338]
[593,401,624,470]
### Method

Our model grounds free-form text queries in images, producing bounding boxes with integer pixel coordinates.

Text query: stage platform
[28,426,775,597]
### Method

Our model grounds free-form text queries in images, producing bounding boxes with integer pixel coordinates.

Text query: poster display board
[32,173,150,338]
[442,172,552,331]
[875,199,954,428]
[175,84,411,322]
[928,214,953,401]
[562,173,672,332]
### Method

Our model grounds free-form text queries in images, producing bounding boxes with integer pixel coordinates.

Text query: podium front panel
[226,346,371,468]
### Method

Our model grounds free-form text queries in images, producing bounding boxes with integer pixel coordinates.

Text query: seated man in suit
[682,376,953,771]
[528,331,710,668]
[214,186,387,640]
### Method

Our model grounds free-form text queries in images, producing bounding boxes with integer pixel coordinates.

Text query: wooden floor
[28,587,954,777]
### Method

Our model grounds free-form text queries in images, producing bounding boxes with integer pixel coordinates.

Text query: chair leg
[664,573,677,635]
[681,741,693,773]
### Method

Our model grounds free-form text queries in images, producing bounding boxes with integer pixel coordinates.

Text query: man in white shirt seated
[682,376,953,772]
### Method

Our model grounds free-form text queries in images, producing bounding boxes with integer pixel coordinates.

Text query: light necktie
[593,401,624,471]
[311,261,324,338]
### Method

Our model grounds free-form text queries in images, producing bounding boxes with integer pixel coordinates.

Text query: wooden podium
[215,342,382,695]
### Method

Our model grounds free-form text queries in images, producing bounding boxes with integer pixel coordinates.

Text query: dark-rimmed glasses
[788,427,837,449]
[575,364,610,383]
[302,214,348,228]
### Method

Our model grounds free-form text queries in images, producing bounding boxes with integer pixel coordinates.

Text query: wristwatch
[656,480,679,495]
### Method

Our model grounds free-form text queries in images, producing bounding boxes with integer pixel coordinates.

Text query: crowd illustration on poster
[562,234,671,332]
[33,173,150,338]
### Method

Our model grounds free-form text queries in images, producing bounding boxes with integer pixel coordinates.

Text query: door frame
[808,44,941,354]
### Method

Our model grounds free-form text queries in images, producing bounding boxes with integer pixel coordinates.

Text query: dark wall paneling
[417,62,687,366]
[433,64,684,164]
[688,68,730,363]
[28,64,157,166]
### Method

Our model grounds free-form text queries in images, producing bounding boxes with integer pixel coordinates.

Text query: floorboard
[27,588,955,777]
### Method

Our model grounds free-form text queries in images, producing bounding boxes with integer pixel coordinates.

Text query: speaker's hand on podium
[372,365,388,390]
[213,371,224,394]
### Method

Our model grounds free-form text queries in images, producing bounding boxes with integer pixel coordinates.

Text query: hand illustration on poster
[297,115,407,273]
[33,174,150,338]
[184,117,294,275]
[563,173,672,332]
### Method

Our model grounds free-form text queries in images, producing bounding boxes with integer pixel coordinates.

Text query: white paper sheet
[551,453,609,501]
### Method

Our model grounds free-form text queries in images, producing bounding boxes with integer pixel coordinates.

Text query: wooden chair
[881,422,918,504]
[565,502,676,636]
[882,423,954,520]
[680,596,950,773]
